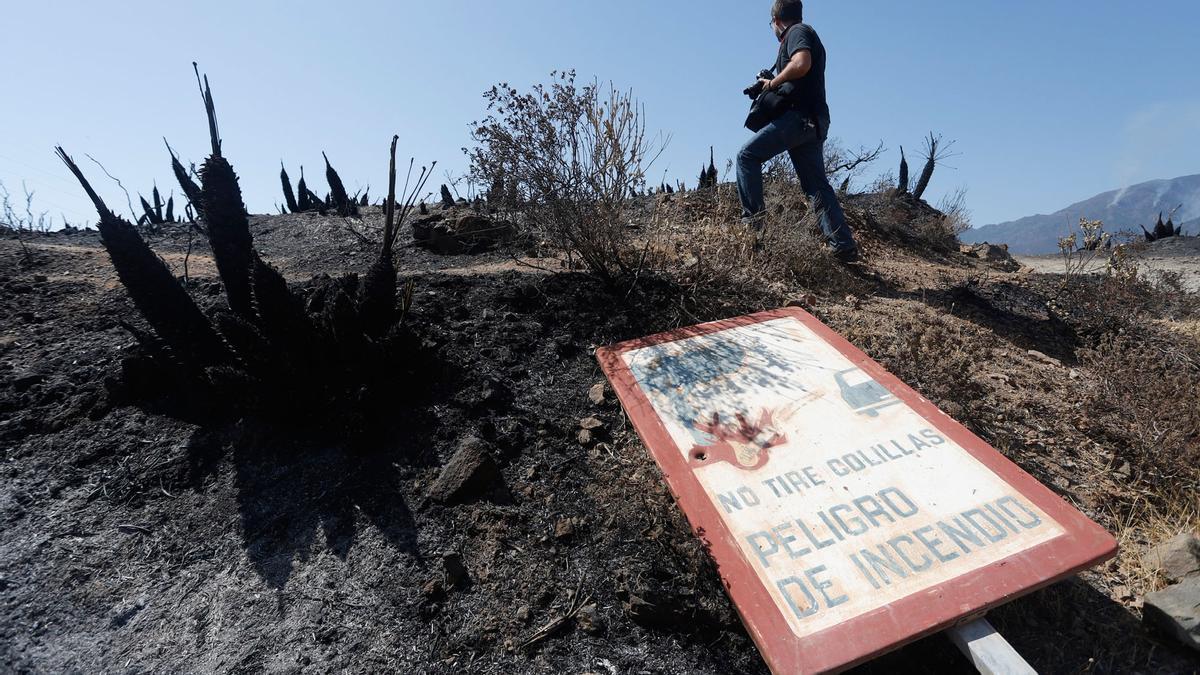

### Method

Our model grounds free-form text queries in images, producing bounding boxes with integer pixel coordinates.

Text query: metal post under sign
[948,618,1036,675]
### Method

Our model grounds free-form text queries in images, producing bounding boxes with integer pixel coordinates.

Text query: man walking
[737,0,859,263]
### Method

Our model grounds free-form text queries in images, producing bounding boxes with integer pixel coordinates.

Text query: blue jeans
[736,110,857,253]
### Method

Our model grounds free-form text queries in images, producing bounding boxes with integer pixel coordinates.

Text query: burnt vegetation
[57,69,431,442]
[277,153,364,217]
[697,146,718,191]
[1141,209,1186,243]
[136,185,178,229]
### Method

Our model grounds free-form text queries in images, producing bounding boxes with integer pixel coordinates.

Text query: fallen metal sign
[597,308,1117,674]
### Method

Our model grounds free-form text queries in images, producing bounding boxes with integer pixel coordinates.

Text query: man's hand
[758,78,774,92]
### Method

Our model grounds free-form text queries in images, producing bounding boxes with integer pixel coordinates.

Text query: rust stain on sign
[597,308,1116,674]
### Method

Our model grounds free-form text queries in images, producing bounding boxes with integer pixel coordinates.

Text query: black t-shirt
[774,23,829,122]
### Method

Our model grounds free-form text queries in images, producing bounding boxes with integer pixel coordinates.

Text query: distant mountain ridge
[963,174,1200,255]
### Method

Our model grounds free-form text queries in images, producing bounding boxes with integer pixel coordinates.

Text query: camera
[743,69,775,99]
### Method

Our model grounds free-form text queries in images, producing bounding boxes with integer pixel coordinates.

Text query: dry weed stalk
[1109,491,1200,601]
[0,181,41,265]
[1057,218,1112,281]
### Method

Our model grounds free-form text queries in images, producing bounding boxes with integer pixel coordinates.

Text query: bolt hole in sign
[597,308,1116,674]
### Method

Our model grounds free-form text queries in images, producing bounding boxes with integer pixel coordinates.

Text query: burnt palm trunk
[912,133,939,201]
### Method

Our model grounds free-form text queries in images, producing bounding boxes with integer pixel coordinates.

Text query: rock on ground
[588,382,606,406]
[1143,578,1200,652]
[426,436,502,504]
[960,243,1021,272]
[1145,532,1200,584]
[412,212,514,255]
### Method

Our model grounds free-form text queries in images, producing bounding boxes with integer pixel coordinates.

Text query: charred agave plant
[278,153,363,216]
[1141,211,1185,243]
[697,147,718,191]
[136,184,179,228]
[56,67,434,439]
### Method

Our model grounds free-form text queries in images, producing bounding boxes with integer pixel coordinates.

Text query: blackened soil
[0,229,777,673]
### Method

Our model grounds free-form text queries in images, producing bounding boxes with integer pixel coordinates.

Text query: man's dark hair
[771,0,803,25]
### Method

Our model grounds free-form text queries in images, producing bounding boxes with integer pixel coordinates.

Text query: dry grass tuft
[639,182,862,303]
[1110,491,1200,600]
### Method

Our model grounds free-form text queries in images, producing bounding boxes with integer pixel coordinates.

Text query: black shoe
[740,214,766,233]
[833,247,861,264]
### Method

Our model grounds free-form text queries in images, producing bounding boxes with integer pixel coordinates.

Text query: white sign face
[621,317,1065,638]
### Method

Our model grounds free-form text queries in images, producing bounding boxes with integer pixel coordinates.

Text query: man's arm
[761,50,812,91]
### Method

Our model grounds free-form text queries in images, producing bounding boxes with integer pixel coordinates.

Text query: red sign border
[597,307,1117,674]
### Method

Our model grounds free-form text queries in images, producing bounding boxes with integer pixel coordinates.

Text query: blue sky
[2,0,1198,229]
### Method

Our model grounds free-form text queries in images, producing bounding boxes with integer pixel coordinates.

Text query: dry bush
[1049,247,1200,501]
[823,139,884,191]
[1080,334,1200,491]
[625,186,759,297]
[1049,246,1193,340]
[466,70,665,284]
[909,211,961,252]
[838,189,962,254]
[1057,218,1113,279]
[761,180,858,286]
[893,186,972,252]
[866,171,897,195]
